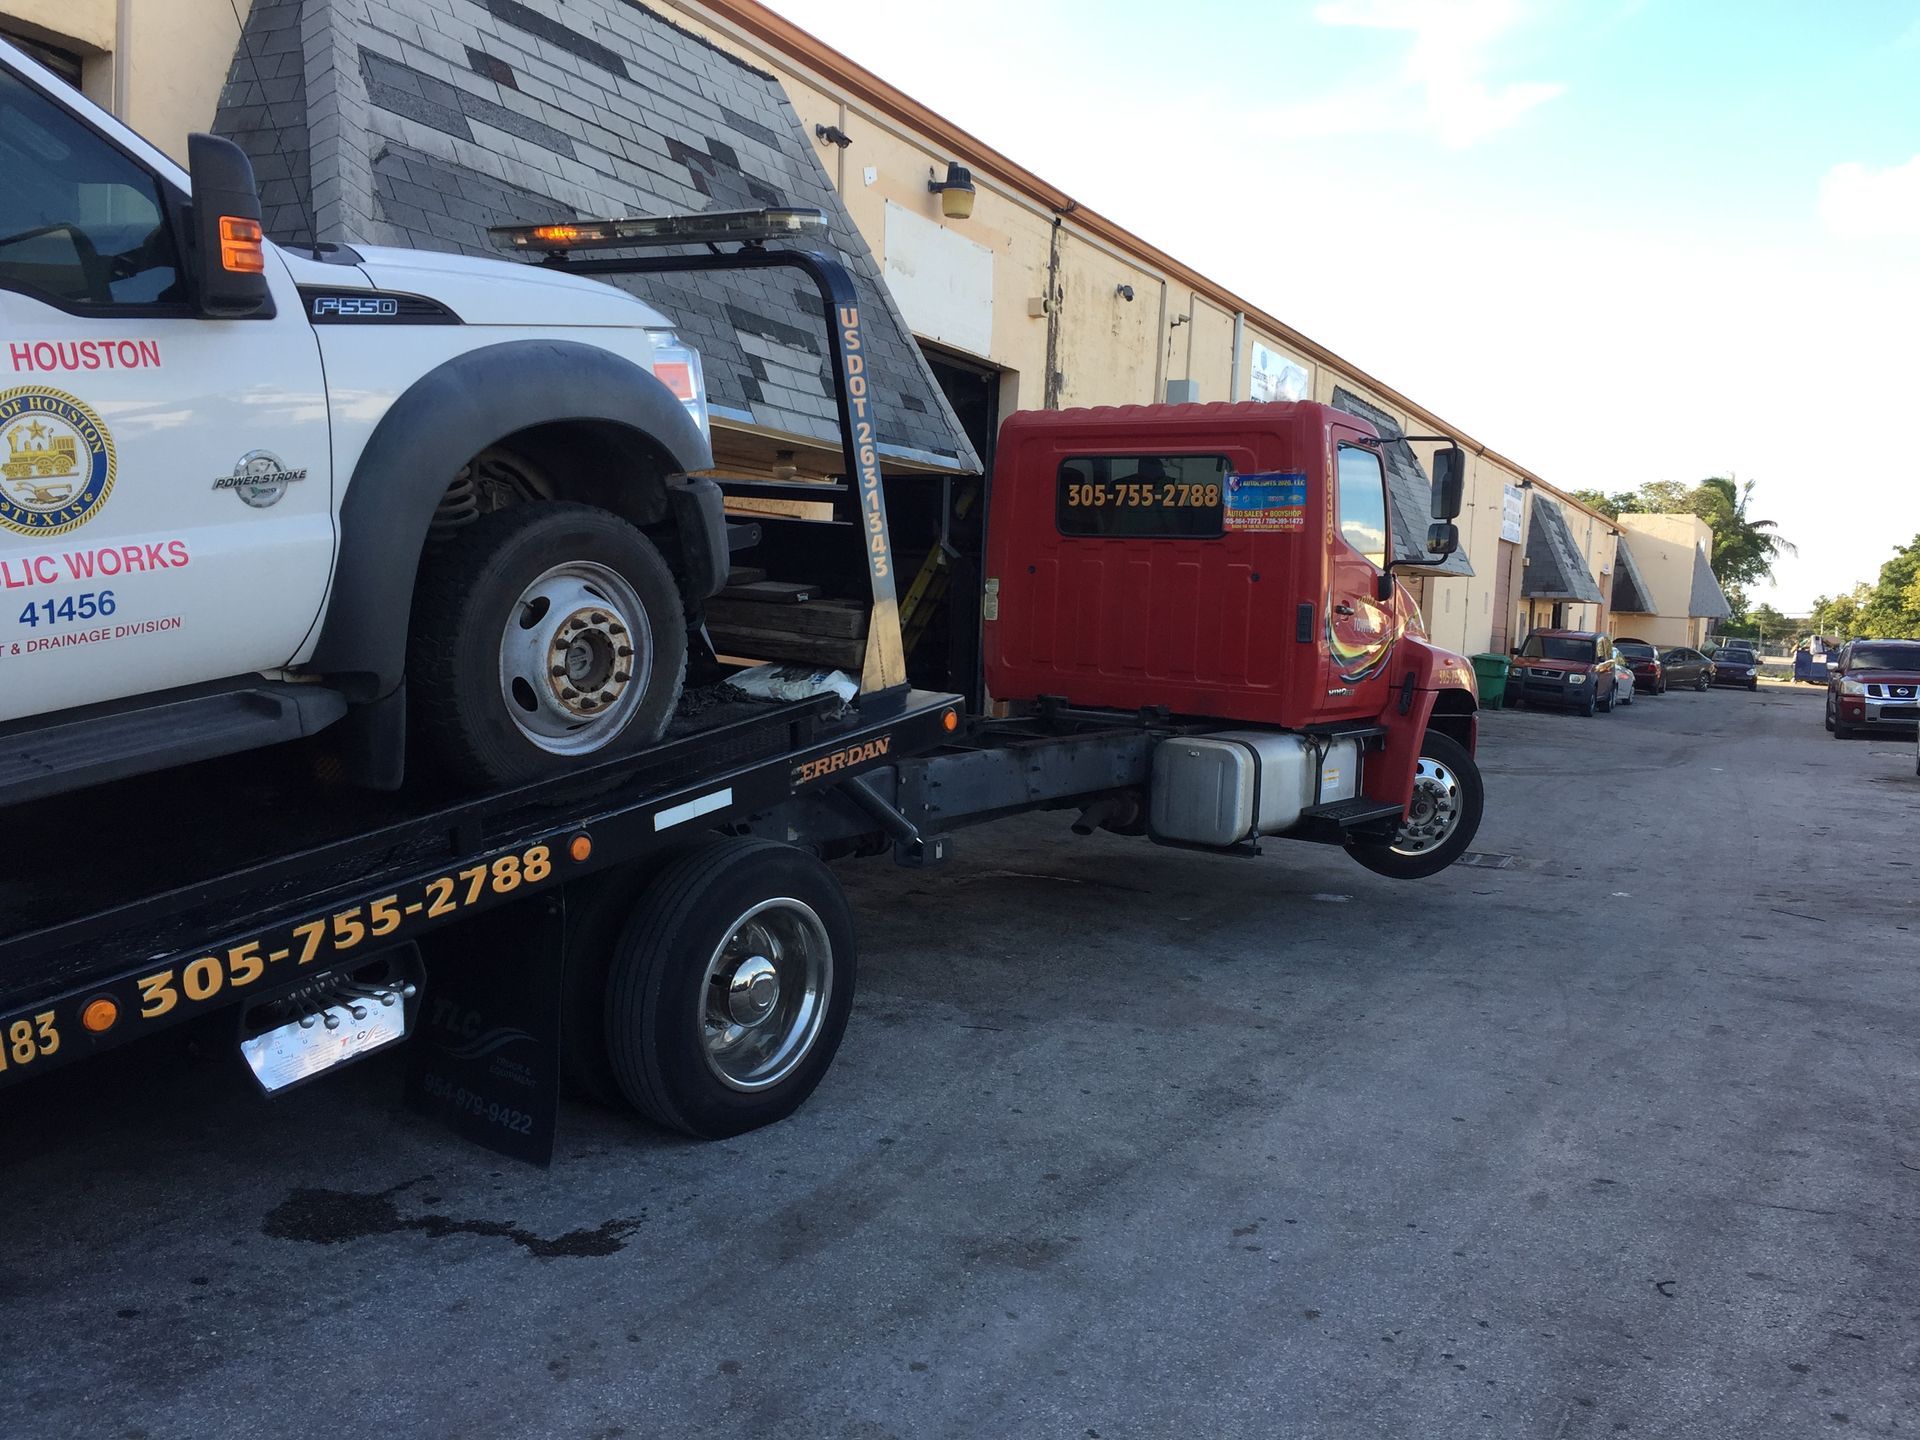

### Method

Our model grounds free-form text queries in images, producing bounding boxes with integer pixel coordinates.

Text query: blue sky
[763,0,1920,612]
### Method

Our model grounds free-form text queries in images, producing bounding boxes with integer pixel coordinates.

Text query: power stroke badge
[215,450,308,509]
[0,386,115,537]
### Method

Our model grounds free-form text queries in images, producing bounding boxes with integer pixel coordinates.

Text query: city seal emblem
[0,385,115,537]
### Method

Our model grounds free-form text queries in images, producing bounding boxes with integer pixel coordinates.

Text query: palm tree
[1693,476,1796,591]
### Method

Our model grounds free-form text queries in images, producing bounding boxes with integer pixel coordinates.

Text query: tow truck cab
[983,400,1478,829]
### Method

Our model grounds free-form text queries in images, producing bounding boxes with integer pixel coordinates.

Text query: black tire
[557,860,659,1107]
[1600,684,1615,713]
[1824,704,1835,732]
[605,839,856,1138]
[1346,730,1485,881]
[1748,681,1758,692]
[409,502,687,788]
[1695,672,1709,692]
[1582,688,1597,717]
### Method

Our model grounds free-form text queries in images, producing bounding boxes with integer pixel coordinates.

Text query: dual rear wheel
[560,839,857,1139]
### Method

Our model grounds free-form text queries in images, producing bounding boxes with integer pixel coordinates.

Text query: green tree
[1629,479,1697,515]
[1811,584,1870,637]
[1749,602,1794,646]
[1570,488,1635,520]
[1692,476,1796,593]
[1856,535,1920,638]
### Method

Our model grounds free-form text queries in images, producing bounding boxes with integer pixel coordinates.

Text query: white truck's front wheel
[409,502,686,787]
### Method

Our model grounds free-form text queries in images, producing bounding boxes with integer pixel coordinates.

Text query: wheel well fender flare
[308,339,714,698]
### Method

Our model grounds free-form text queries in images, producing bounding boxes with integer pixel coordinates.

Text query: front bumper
[1839,696,1919,728]
[1710,669,1758,687]
[1509,668,1593,707]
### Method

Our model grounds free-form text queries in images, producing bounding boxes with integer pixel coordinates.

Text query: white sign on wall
[1248,341,1309,403]
[1501,484,1524,543]
[882,201,994,358]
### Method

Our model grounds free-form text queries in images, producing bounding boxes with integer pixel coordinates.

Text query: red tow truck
[0,212,1482,1162]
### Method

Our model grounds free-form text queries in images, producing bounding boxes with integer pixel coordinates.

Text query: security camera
[1116,284,1134,302]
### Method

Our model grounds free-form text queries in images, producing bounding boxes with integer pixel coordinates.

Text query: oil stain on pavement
[263,1176,642,1258]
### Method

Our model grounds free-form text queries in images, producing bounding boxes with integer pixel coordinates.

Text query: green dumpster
[1470,653,1510,709]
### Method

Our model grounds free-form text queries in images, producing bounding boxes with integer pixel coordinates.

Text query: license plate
[241,996,409,1093]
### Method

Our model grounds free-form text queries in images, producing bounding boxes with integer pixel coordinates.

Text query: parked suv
[1509,630,1621,715]
[0,42,728,806]
[1826,639,1920,738]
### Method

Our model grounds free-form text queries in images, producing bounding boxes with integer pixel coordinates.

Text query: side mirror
[1425,521,1459,558]
[1430,446,1466,520]
[1375,570,1395,603]
[187,133,273,318]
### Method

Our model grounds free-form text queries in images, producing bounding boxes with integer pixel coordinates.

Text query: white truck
[0,38,727,804]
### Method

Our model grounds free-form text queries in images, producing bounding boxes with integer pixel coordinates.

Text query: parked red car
[1613,638,1665,693]
[1826,639,1920,738]
[1508,629,1622,716]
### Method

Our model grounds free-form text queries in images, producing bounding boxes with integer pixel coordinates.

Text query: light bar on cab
[489,208,828,252]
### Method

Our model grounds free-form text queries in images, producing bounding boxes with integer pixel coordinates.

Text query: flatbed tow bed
[0,685,964,1147]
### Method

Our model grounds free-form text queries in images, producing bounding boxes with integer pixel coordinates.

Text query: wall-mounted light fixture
[928,161,975,219]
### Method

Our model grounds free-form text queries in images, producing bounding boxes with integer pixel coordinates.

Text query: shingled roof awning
[1611,534,1654,613]
[1330,388,1474,578]
[1689,545,1733,620]
[1521,496,1603,603]
[215,0,978,475]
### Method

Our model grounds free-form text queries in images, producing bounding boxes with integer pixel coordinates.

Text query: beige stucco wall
[121,0,253,164]
[1,0,251,160]
[1616,513,1711,642]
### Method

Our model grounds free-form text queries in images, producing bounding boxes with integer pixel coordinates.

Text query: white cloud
[1819,155,1920,238]
[1305,0,1566,148]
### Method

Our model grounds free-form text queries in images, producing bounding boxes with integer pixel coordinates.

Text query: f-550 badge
[0,386,115,537]
[215,451,308,509]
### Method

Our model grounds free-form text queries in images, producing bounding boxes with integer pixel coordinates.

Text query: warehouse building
[2,0,1680,666]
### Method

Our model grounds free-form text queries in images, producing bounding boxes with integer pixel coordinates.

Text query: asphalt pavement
[3,682,1916,1439]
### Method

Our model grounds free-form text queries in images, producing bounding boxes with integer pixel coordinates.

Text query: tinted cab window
[0,65,180,308]
[1335,444,1388,567]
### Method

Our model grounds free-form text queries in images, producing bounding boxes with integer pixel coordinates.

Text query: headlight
[1839,678,1866,695]
[1568,673,1587,684]
[1744,666,1756,676]
[647,330,710,441]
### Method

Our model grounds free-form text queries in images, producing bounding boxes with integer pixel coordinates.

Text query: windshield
[1520,635,1597,662]
[1848,642,1920,672]
[1615,642,1656,658]
[1717,649,1755,663]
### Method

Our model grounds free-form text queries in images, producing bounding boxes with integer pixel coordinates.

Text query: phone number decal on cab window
[0,838,578,1085]
[1062,481,1222,510]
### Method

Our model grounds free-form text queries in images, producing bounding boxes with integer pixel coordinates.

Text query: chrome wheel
[496,561,653,755]
[699,898,833,1092]
[1390,755,1464,857]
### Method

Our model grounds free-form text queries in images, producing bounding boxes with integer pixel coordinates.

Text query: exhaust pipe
[1072,794,1139,836]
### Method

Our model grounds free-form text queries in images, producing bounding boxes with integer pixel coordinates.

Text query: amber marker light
[219,216,265,273]
[82,996,119,1033]
[569,834,594,863]
[942,709,959,732]
[532,224,582,243]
